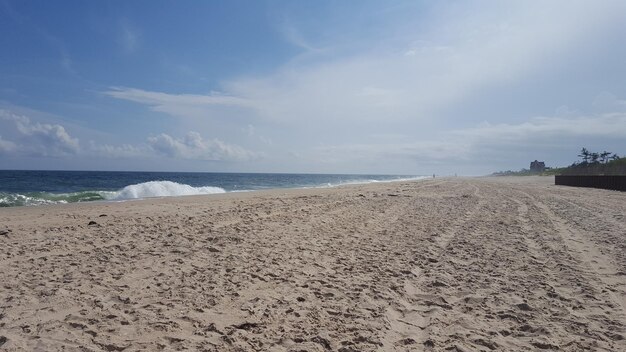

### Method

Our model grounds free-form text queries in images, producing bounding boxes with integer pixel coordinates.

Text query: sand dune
[1,177,625,351]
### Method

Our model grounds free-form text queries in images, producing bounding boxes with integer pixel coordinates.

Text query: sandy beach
[0,176,625,351]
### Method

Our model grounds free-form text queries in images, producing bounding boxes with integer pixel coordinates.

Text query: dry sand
[0,176,625,351]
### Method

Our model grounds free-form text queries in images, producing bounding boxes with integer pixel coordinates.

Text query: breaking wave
[0,181,226,207]
[0,175,427,207]
[109,181,226,200]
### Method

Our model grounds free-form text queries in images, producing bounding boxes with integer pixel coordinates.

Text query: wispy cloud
[224,1,624,124]
[313,140,471,164]
[103,1,626,126]
[456,113,626,142]
[4,1,624,173]
[277,20,323,53]
[118,19,140,54]
[103,87,254,119]
[306,111,626,172]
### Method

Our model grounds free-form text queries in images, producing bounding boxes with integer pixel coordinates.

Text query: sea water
[0,170,424,207]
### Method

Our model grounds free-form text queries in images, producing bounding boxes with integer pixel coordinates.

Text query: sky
[1,0,626,175]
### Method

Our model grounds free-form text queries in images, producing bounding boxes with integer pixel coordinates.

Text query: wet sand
[0,176,625,351]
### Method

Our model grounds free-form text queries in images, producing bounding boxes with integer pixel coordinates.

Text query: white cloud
[243,124,273,145]
[307,112,626,171]
[88,141,148,159]
[91,0,626,175]
[245,2,623,123]
[95,1,626,157]
[90,132,259,162]
[314,140,471,164]
[103,87,253,119]
[0,110,80,156]
[0,109,257,163]
[456,113,626,142]
[147,132,259,161]
[0,136,17,154]
[102,2,626,127]
[5,2,624,174]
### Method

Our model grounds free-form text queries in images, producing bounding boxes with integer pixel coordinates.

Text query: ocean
[0,170,424,207]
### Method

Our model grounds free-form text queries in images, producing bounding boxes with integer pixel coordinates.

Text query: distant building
[530,160,546,173]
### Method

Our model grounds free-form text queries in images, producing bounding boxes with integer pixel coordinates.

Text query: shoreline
[0,175,429,209]
[1,176,624,351]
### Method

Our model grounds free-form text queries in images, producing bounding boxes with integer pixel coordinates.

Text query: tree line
[576,148,620,165]
[492,148,624,176]
[561,148,625,175]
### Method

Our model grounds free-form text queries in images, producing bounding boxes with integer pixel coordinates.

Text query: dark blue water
[0,170,423,207]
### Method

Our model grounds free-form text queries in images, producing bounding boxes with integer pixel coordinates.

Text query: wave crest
[109,181,226,200]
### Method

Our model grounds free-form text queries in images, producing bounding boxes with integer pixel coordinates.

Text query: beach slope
[1,177,625,351]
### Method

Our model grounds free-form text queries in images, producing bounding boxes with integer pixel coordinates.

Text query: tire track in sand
[509,188,626,350]
[381,183,483,351]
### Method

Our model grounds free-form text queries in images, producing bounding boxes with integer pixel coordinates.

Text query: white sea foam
[310,176,430,189]
[108,181,226,200]
[0,176,428,207]
[0,193,66,207]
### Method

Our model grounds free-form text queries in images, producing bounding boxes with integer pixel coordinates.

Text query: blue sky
[1,0,626,174]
